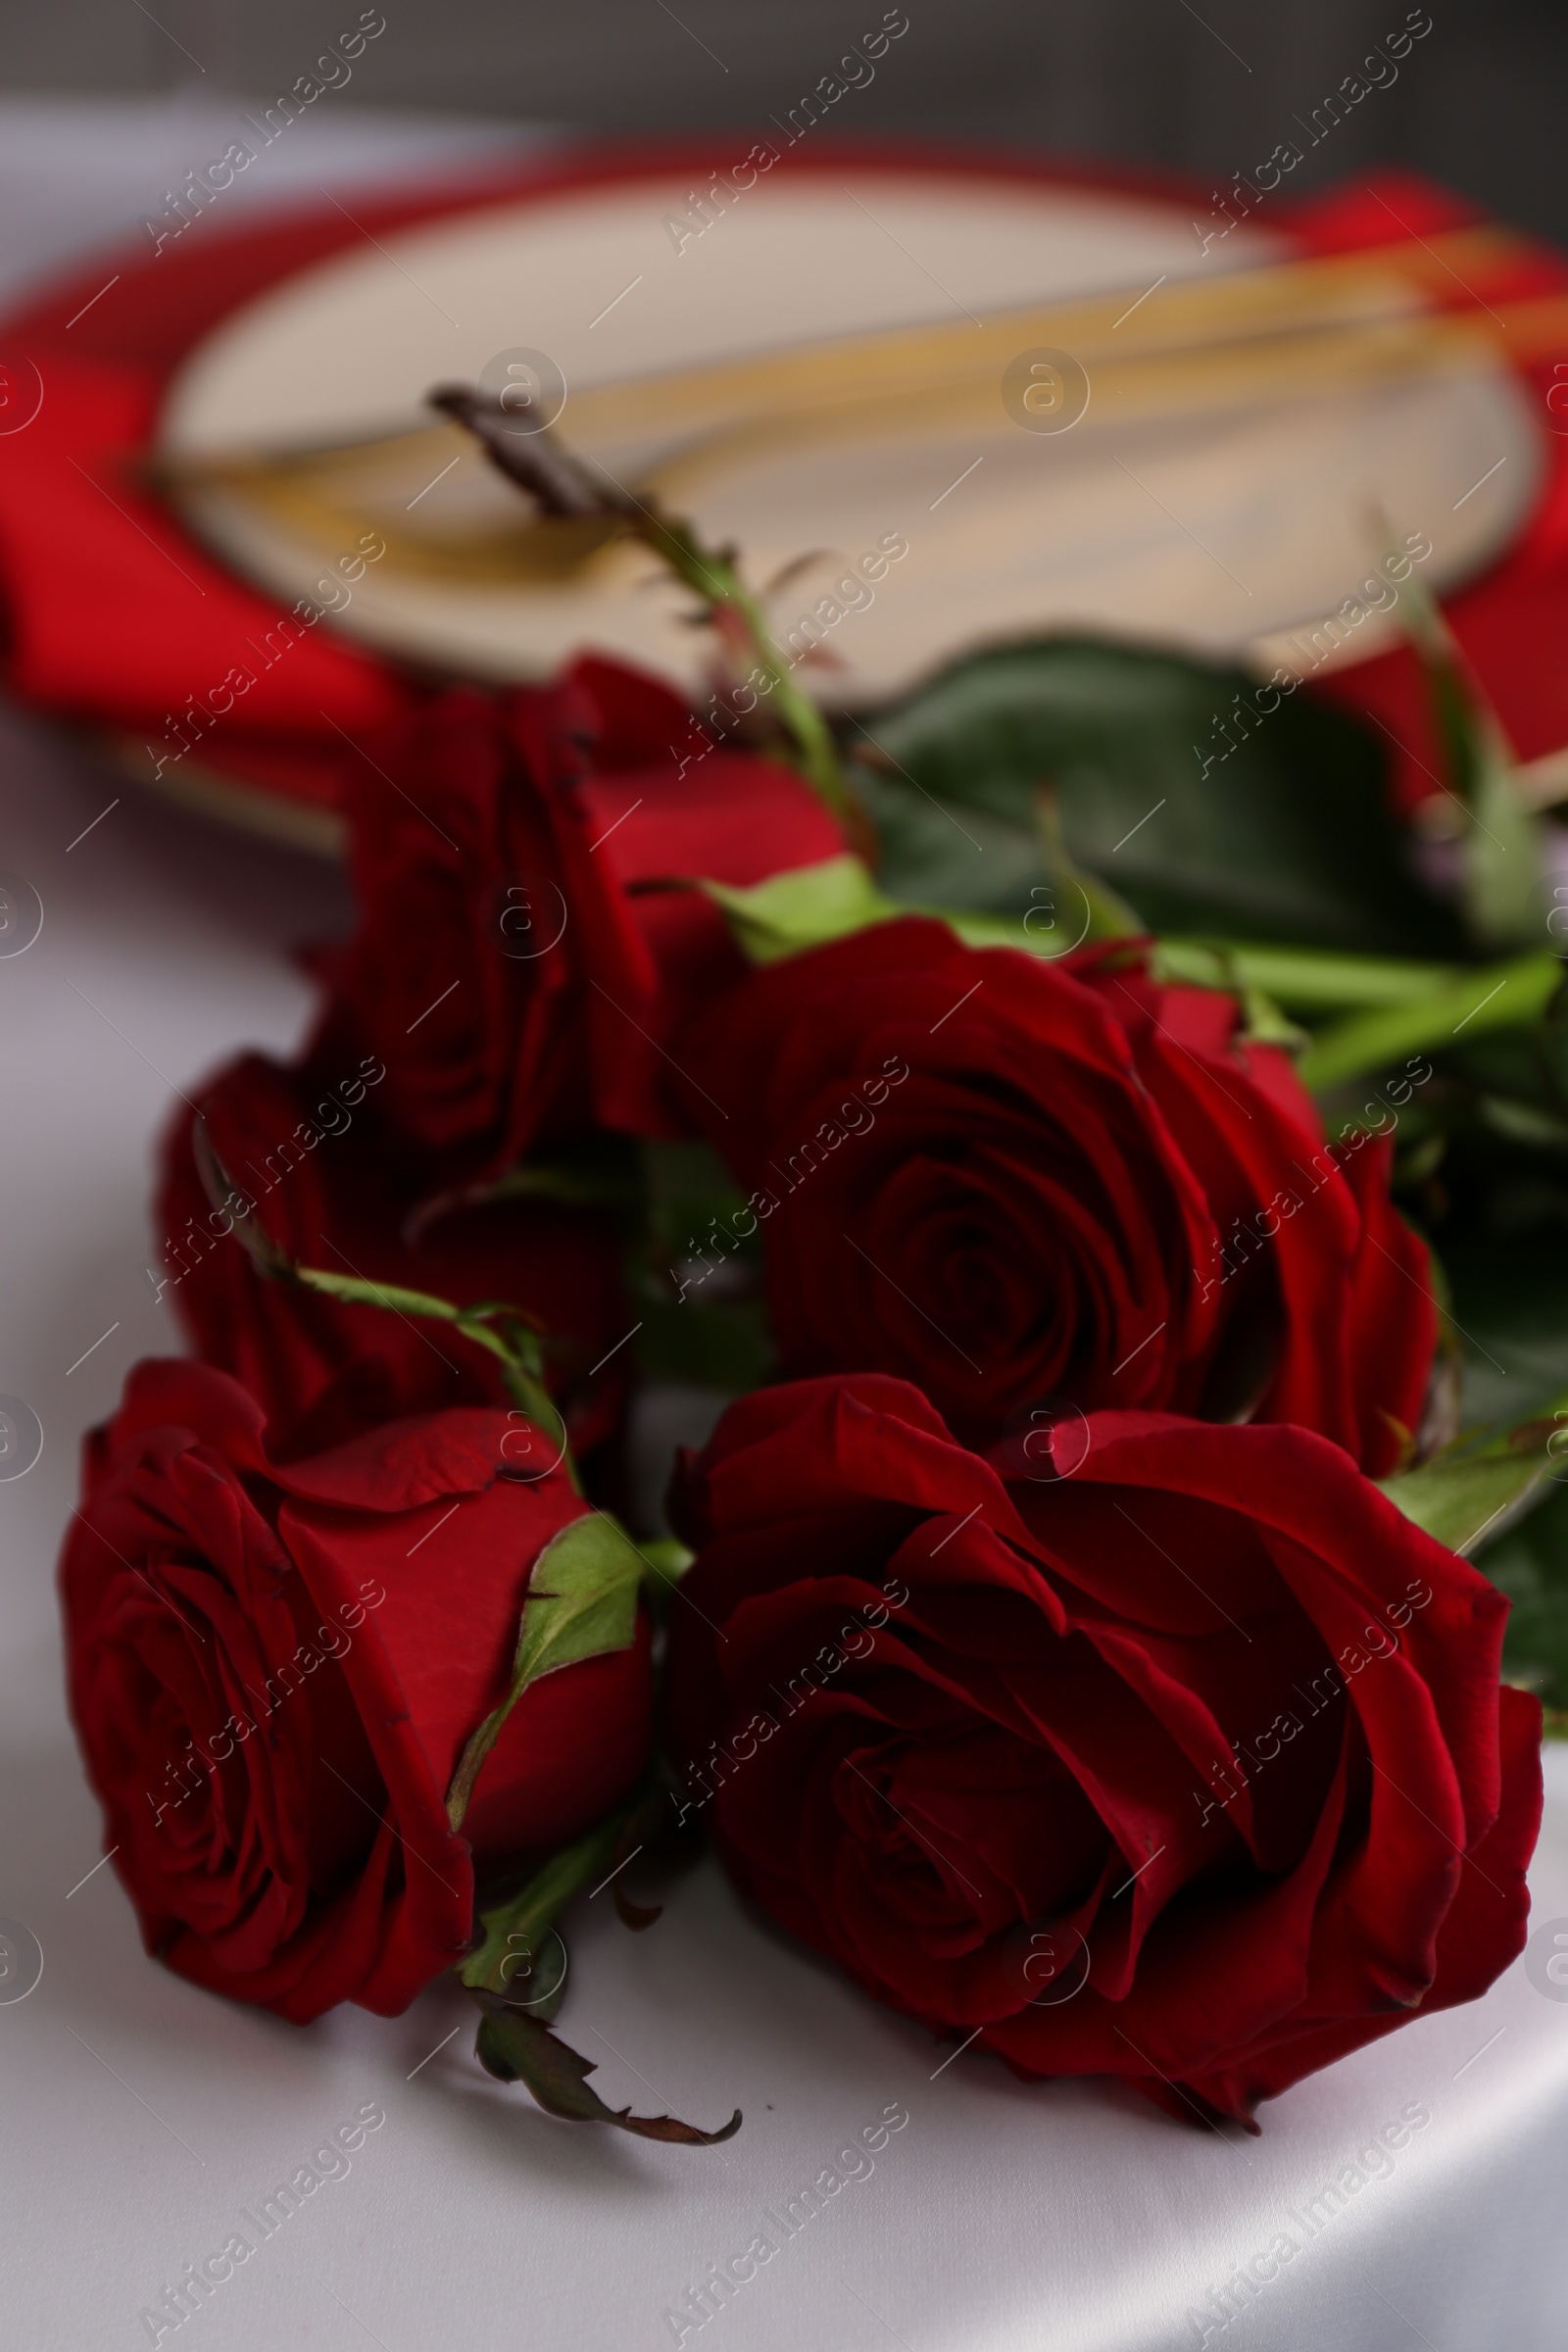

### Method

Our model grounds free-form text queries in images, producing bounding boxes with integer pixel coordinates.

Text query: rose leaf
[844,636,1465,957]
[1379,1386,1568,1556]
[1471,1483,1568,1716]
[446,1512,642,1830]
[700,853,897,963]
[474,2008,740,2143]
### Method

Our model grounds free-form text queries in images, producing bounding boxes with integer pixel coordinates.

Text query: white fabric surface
[1,103,1567,2352]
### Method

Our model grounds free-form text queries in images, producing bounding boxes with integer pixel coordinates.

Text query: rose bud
[665,1373,1540,2126]
[61,1363,652,2023]
[319,655,845,1172]
[678,917,1436,1471]
[158,1049,633,1462]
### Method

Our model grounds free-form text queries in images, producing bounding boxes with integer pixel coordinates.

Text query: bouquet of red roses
[60,391,1558,2140]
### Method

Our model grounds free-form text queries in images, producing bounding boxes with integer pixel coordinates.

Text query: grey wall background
[0,0,1557,243]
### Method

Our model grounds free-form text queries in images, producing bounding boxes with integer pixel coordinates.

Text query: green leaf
[700,854,897,961]
[1473,1483,1568,1709]
[473,2008,741,2145]
[1379,1388,1568,1555]
[1296,956,1563,1096]
[939,907,1065,954]
[699,861,1470,1068]
[847,761,1039,912]
[499,1514,643,1692]
[1382,1450,1550,1557]
[703,855,1037,972]
[446,1513,642,1830]
[698,860,1537,1070]
[846,637,1464,956]
[1036,783,1142,942]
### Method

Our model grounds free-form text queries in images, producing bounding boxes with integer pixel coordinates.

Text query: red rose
[61,1362,653,2023]
[319,656,844,1170]
[679,918,1436,1471]
[158,1051,634,1462]
[665,1374,1540,2125]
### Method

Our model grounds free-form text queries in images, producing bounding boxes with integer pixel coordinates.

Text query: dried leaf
[474,2010,741,2145]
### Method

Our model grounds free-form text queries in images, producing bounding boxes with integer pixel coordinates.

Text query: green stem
[1296,951,1562,1094]
[426,387,854,828]
[636,511,852,822]
[1154,938,1473,1014]
[238,1250,574,1488]
[461,1805,636,1996]
[197,1118,585,1514]
[290,1267,471,1321]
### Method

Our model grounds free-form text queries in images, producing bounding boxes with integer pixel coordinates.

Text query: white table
[2,103,1567,2352]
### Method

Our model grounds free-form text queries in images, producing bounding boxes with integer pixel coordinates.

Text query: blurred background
[0,0,1556,258]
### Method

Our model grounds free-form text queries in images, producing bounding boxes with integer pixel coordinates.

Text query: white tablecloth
[2,103,1567,2352]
